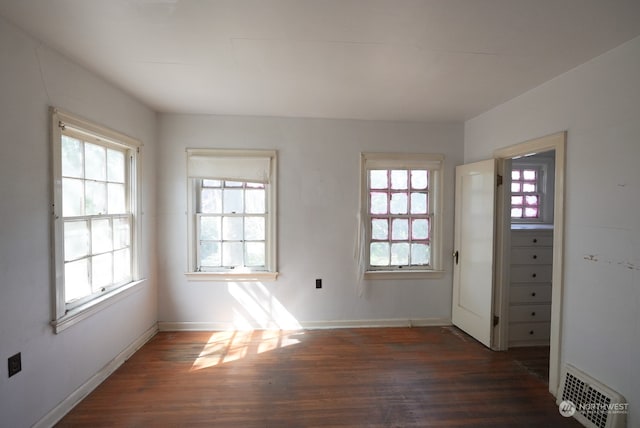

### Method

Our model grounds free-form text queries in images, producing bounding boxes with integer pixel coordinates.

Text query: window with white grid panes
[196,180,268,271]
[368,169,431,269]
[511,168,540,219]
[58,132,135,307]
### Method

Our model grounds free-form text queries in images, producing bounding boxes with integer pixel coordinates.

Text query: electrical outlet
[8,353,21,378]
[315,279,322,289]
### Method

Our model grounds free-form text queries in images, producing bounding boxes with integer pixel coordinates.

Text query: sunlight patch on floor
[190,330,302,371]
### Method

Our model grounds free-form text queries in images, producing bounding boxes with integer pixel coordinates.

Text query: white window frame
[185,149,278,282]
[510,157,554,224]
[50,108,144,333]
[359,153,444,280]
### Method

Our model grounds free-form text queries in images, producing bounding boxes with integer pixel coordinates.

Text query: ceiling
[2,0,640,122]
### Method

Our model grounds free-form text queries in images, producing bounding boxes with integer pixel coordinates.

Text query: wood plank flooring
[506,346,551,383]
[56,327,580,427]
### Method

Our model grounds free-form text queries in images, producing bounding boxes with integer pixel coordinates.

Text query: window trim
[50,108,144,332]
[510,165,543,222]
[359,152,444,278]
[510,157,554,224]
[185,149,278,281]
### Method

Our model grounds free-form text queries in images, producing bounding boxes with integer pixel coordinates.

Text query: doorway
[493,132,566,396]
[452,132,566,396]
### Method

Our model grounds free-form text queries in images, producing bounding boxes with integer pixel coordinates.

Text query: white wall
[0,17,157,428]
[465,36,640,426]
[158,114,462,329]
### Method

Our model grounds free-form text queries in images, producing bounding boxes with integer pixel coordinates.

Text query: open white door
[452,159,496,347]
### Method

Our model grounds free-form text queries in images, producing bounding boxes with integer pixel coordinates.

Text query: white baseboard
[158,321,231,331]
[33,324,158,428]
[158,318,451,331]
[302,318,451,329]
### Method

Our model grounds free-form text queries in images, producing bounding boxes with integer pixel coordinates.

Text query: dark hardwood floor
[56,327,580,427]
[506,346,551,383]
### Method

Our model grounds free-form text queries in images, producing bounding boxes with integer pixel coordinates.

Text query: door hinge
[496,174,503,186]
[493,315,499,327]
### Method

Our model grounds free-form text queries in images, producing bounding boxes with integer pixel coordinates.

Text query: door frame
[492,131,566,396]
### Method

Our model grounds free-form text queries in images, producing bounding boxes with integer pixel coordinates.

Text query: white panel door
[452,159,496,347]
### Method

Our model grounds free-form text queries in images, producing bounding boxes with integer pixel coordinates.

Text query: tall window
[511,166,543,221]
[51,108,142,330]
[186,149,277,280]
[360,153,443,276]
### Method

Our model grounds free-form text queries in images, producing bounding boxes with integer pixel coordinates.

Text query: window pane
[411,243,430,265]
[390,193,408,214]
[245,242,265,267]
[370,242,389,266]
[200,241,221,267]
[411,219,429,240]
[85,181,107,215]
[390,170,408,190]
[107,149,125,183]
[522,183,536,192]
[410,170,427,190]
[245,217,265,240]
[203,179,221,187]
[65,259,89,302]
[64,220,89,261]
[85,143,106,181]
[391,243,410,265]
[91,253,113,291]
[391,218,408,240]
[246,182,264,188]
[91,218,113,254]
[201,188,222,214]
[62,178,84,217]
[222,242,243,266]
[370,170,388,189]
[222,217,243,240]
[523,170,536,180]
[61,136,83,178]
[511,195,523,205]
[113,217,130,250]
[524,207,539,218]
[223,189,244,213]
[410,192,427,214]
[245,189,265,214]
[225,181,243,187]
[511,207,523,218]
[525,195,539,206]
[371,219,388,240]
[511,182,521,192]
[113,248,131,284]
[108,183,126,214]
[370,192,388,214]
[200,216,221,240]
[511,170,521,180]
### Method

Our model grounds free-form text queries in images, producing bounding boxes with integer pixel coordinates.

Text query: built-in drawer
[511,247,553,265]
[509,304,552,322]
[510,284,552,303]
[509,322,551,342]
[510,265,552,283]
[511,231,553,247]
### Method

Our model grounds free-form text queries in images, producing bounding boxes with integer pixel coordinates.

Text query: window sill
[51,279,146,334]
[185,272,279,282]
[364,270,445,280]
